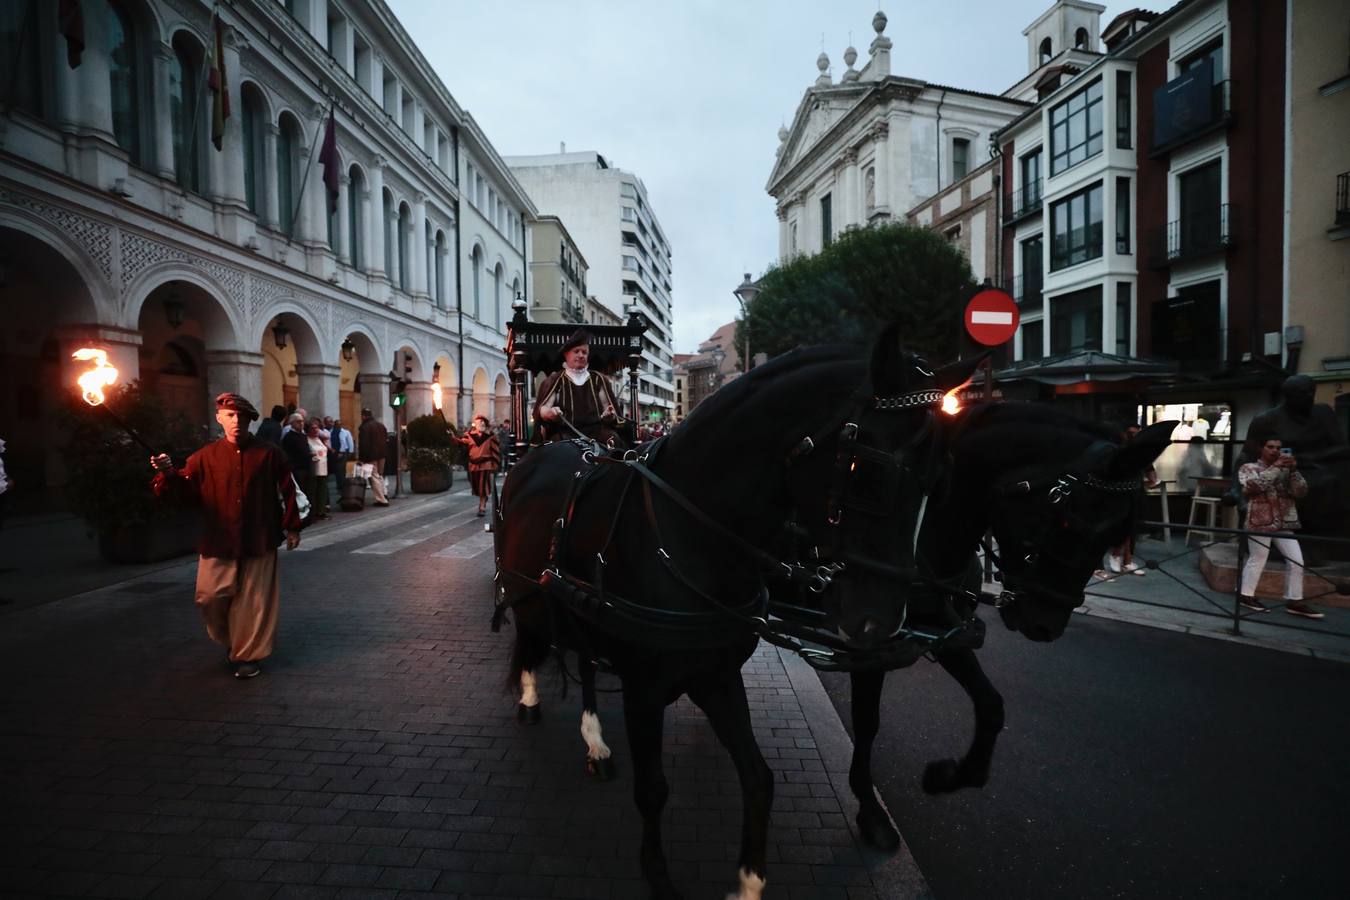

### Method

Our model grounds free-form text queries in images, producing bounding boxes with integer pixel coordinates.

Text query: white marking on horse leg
[725,868,765,900]
[520,670,539,708]
[580,710,611,760]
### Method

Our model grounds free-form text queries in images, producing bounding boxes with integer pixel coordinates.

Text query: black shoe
[476,509,486,517]
[234,661,261,679]
[1285,601,1324,620]
[1239,595,1271,613]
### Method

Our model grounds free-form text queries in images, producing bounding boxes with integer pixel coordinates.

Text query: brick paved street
[0,491,926,900]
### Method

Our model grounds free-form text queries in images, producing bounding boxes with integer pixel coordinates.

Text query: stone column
[405,380,432,419]
[843,148,860,228]
[219,28,247,209]
[368,159,386,279]
[411,193,429,298]
[336,174,352,265]
[776,207,789,258]
[263,123,280,229]
[152,42,177,180]
[872,121,891,218]
[300,115,326,247]
[205,349,266,426]
[295,363,342,420]
[360,372,393,429]
[74,11,116,143]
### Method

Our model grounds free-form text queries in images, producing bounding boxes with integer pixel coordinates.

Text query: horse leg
[579,657,614,780]
[517,669,542,724]
[623,691,681,900]
[848,669,901,851]
[687,670,773,900]
[510,613,547,725]
[921,647,1005,794]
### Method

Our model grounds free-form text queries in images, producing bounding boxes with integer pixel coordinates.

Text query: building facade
[506,151,676,421]
[905,157,1000,287]
[0,0,531,492]
[525,215,588,326]
[768,10,1030,261]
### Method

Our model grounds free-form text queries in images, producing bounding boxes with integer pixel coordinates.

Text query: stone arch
[430,350,458,421]
[337,325,381,428]
[492,372,510,423]
[471,366,491,420]
[0,207,116,324]
[256,302,324,417]
[390,338,427,382]
[337,321,384,373]
[123,264,243,350]
[492,260,505,330]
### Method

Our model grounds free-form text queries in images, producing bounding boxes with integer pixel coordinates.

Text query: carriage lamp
[512,291,527,312]
[341,339,355,362]
[271,321,290,350]
[163,292,185,329]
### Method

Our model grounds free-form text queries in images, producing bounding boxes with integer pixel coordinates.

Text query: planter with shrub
[405,413,458,493]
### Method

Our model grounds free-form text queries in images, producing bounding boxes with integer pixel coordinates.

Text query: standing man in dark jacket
[151,393,302,679]
[255,405,286,445]
[358,408,390,506]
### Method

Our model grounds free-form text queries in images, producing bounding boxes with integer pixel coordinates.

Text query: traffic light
[391,392,406,408]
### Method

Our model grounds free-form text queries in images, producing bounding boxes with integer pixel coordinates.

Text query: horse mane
[952,402,1122,474]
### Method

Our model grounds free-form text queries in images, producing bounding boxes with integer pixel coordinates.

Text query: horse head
[985,418,1174,641]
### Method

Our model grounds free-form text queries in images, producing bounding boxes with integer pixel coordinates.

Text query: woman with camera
[1238,435,1320,618]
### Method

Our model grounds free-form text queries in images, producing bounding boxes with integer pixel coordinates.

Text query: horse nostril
[862,619,879,635]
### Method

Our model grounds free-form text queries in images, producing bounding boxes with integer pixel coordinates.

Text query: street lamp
[732,272,759,374]
[271,320,290,350]
[341,339,355,362]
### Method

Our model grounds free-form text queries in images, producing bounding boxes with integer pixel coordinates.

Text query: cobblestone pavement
[0,491,927,900]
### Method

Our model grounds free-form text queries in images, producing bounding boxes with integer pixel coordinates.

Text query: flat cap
[215,392,259,421]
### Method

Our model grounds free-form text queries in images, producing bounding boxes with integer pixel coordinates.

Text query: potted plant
[61,381,208,563]
[405,413,457,493]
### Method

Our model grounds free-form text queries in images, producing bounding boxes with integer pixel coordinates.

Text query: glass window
[1020,235,1043,309]
[952,138,970,181]
[397,205,409,292]
[108,1,141,163]
[1116,71,1132,149]
[1020,149,1042,208]
[382,191,395,279]
[1022,320,1044,361]
[1116,283,1132,356]
[472,249,482,318]
[348,168,363,271]
[1049,78,1103,175]
[1115,177,1131,254]
[171,37,204,192]
[820,193,833,247]
[278,120,298,235]
[1050,182,1103,270]
[1,0,43,117]
[1050,286,1103,354]
[241,89,264,215]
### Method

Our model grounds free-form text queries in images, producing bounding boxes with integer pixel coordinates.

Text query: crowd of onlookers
[252,403,384,521]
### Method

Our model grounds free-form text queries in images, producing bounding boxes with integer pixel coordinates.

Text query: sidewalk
[0,496,931,899]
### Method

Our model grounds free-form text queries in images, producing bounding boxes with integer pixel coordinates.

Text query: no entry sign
[964,289,1019,347]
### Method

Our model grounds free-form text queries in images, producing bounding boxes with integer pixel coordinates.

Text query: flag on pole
[58,0,84,69]
[318,107,339,214]
[208,13,230,151]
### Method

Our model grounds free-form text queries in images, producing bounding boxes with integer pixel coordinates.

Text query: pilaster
[204,349,266,425]
[360,373,393,429]
[152,42,177,181]
[295,362,342,420]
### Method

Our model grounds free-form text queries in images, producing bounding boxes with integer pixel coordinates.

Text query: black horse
[495,330,980,899]
[844,403,1175,850]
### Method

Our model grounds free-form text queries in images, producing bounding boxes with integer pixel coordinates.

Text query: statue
[1241,374,1350,557]
[864,167,876,214]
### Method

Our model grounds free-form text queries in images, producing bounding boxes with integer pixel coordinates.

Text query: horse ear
[1108,421,1177,477]
[868,322,915,393]
[933,352,989,392]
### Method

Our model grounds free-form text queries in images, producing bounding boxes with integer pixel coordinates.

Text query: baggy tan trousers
[194,552,279,663]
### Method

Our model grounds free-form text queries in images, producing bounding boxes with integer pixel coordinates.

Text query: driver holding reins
[534,329,628,447]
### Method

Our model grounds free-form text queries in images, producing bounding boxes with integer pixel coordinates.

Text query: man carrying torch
[151,393,303,679]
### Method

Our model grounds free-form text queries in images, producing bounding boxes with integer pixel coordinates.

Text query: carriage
[491,308,1174,899]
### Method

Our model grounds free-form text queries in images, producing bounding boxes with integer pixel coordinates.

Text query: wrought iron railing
[1010,274,1043,309]
[1147,203,1234,267]
[1150,77,1233,157]
[1005,179,1044,225]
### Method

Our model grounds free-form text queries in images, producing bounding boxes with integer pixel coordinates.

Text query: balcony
[1150,73,1233,158]
[1009,274,1044,311]
[1147,204,1235,268]
[1004,179,1044,226]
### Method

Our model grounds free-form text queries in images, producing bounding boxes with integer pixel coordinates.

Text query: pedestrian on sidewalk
[1238,435,1321,618]
[305,420,330,519]
[328,417,353,498]
[255,405,285,446]
[281,414,313,524]
[151,393,302,679]
[359,408,390,506]
[455,415,501,517]
[1101,423,1158,578]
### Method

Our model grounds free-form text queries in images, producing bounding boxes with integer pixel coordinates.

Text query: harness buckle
[995,590,1018,609]
[1048,474,1078,505]
[840,422,859,443]
[808,563,843,594]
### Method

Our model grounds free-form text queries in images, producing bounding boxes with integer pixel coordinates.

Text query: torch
[72,348,157,455]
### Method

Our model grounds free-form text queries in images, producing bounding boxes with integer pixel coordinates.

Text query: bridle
[983,445,1143,609]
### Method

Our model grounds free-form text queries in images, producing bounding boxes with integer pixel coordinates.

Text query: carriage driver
[534,328,627,447]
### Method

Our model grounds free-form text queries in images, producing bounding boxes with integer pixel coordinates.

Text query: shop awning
[995,350,1179,386]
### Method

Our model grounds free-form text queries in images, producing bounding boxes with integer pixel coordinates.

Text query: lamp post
[732,273,759,374]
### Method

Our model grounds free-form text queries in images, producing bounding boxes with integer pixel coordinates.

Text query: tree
[740,222,976,363]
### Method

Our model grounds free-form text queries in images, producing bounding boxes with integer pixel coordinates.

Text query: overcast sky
[386,0,1141,353]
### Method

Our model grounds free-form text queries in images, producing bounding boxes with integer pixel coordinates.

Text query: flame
[431,381,443,411]
[941,389,962,416]
[73,348,119,406]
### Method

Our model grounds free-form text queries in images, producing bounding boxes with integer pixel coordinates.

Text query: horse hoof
[517,703,541,725]
[586,756,616,781]
[855,808,900,852]
[921,758,962,794]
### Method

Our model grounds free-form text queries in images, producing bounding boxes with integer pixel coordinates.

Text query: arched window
[1,1,44,117]
[397,202,410,293]
[1039,37,1053,64]
[434,230,447,307]
[108,1,144,164]
[472,246,482,319]
[277,113,302,235]
[241,84,266,215]
[424,220,434,300]
[170,32,207,192]
[347,166,364,271]
[1074,28,1089,50]
[382,188,395,281]
[493,263,503,329]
